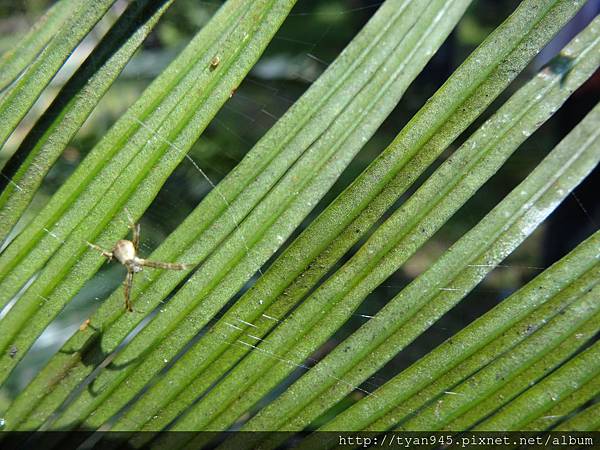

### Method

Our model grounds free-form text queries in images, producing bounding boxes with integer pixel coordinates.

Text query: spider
[87,220,191,312]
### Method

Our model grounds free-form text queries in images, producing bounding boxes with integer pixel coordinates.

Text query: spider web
[0,0,598,438]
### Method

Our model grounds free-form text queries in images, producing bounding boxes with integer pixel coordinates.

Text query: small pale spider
[209,55,220,69]
[87,221,191,312]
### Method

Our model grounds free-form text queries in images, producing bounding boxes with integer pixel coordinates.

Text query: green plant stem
[524,376,600,431]
[0,0,175,242]
[101,1,486,442]
[129,0,587,441]
[554,401,600,431]
[0,0,249,311]
[169,20,600,436]
[0,0,116,146]
[0,0,289,389]
[474,341,600,431]
[0,0,250,431]
[445,311,600,430]
[45,0,474,435]
[309,99,600,434]
[0,0,77,91]
[365,261,599,432]
[4,0,416,430]
[374,284,600,433]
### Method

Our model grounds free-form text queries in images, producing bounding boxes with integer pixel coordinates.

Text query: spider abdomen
[113,240,136,265]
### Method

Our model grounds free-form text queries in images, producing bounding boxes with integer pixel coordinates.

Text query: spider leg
[86,241,113,262]
[124,270,134,312]
[140,259,191,270]
[124,208,141,251]
[131,222,141,252]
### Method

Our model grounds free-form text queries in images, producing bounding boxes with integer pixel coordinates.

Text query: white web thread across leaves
[223,316,384,392]
[111,314,380,432]
[132,116,264,277]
